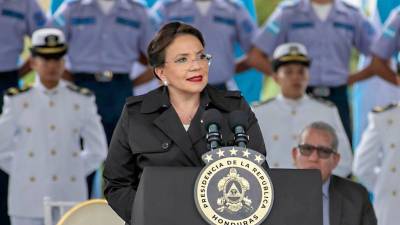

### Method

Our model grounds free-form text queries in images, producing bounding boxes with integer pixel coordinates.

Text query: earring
[163,80,168,86]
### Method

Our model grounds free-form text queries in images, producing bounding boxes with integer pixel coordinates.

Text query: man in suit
[292,121,377,225]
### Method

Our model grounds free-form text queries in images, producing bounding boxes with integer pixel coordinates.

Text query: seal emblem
[194,147,273,225]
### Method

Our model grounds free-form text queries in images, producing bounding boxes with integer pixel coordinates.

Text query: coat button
[52,175,58,181]
[161,142,169,150]
[29,176,36,182]
[70,176,76,182]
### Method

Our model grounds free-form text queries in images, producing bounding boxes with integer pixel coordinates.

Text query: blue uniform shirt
[253,0,374,87]
[50,0,155,73]
[152,0,257,85]
[371,6,400,59]
[0,0,45,71]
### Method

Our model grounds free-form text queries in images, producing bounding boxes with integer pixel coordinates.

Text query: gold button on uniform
[392,191,397,197]
[28,152,34,158]
[26,127,32,133]
[391,166,396,173]
[291,110,296,116]
[73,128,79,134]
[390,143,396,149]
[272,134,279,141]
[50,124,56,131]
[29,176,36,182]
[387,119,394,125]
[70,176,76,182]
[74,104,80,111]
[52,175,58,181]
[49,101,55,107]
[23,102,29,108]
[50,149,57,156]
[72,152,79,157]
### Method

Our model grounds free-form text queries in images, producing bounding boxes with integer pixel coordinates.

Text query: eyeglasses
[164,53,212,69]
[297,144,336,159]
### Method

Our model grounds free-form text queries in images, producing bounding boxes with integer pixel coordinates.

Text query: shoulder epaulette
[252,97,276,108]
[5,86,32,97]
[342,1,359,11]
[278,0,299,9]
[126,95,144,106]
[308,95,335,107]
[162,0,179,7]
[66,84,93,96]
[372,102,399,113]
[66,0,79,5]
[129,0,148,7]
[224,0,244,10]
[224,90,242,99]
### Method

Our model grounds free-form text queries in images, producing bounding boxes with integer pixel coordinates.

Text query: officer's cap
[272,42,311,72]
[30,28,68,59]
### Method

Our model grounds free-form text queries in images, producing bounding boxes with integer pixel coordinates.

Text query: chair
[44,197,78,225]
[55,199,125,225]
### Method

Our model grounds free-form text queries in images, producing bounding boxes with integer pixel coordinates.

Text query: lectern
[132,167,322,225]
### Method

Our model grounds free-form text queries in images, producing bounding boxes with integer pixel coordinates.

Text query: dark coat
[103,85,267,223]
[329,175,377,225]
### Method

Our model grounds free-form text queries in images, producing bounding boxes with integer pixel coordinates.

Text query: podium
[132,167,322,225]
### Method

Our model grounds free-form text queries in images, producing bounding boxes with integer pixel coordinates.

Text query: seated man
[292,121,376,225]
[0,28,108,225]
[253,42,352,177]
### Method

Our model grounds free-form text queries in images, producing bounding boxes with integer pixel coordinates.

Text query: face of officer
[155,34,209,96]
[292,127,340,183]
[31,56,65,89]
[273,63,309,100]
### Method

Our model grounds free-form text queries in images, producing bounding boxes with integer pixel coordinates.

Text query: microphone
[201,109,223,150]
[228,110,249,148]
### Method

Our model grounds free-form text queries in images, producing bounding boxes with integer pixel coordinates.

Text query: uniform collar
[277,93,307,107]
[82,0,132,10]
[301,0,347,14]
[33,74,66,95]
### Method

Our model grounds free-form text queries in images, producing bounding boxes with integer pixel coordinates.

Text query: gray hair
[299,121,339,151]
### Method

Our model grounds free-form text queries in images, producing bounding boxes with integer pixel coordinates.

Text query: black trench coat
[103,85,267,223]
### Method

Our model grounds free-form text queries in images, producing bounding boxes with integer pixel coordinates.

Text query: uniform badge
[194,147,274,225]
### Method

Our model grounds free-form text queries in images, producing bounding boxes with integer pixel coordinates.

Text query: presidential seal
[194,147,274,225]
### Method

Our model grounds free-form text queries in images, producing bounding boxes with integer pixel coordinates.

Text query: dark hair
[147,22,205,70]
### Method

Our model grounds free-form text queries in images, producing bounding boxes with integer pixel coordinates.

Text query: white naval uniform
[354,104,400,225]
[0,78,108,219]
[253,94,353,177]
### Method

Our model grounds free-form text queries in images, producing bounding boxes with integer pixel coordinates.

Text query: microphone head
[201,108,223,130]
[228,110,249,131]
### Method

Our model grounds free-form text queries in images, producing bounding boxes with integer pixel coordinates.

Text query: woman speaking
[103,22,267,223]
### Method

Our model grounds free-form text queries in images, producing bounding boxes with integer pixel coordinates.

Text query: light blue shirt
[0,0,45,71]
[50,0,155,73]
[253,0,375,87]
[322,177,331,225]
[371,6,400,60]
[152,0,257,84]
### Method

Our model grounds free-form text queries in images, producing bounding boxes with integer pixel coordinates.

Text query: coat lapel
[153,106,202,166]
[329,176,343,225]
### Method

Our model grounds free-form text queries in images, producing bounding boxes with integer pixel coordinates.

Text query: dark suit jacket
[329,175,377,225]
[103,85,267,223]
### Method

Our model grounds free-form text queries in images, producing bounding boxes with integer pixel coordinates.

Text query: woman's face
[155,34,209,95]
